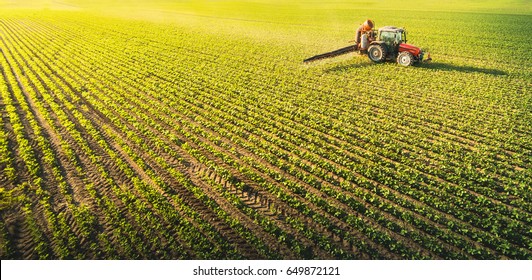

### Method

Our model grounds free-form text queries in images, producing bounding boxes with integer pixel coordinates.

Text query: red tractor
[365,26,430,66]
[304,22,431,66]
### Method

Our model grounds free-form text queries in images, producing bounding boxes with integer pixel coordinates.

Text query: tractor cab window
[393,32,402,44]
[380,31,394,43]
[401,31,407,43]
[380,31,402,45]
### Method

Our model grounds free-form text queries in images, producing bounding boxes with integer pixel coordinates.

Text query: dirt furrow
[5,19,270,259]
[0,20,189,258]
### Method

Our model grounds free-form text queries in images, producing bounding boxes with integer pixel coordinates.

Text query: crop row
[0,13,530,259]
[37,18,532,258]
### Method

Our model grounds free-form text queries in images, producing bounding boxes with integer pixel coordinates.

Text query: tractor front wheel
[368,44,386,63]
[397,51,414,67]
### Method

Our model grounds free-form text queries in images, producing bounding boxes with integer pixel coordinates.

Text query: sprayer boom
[303,44,358,63]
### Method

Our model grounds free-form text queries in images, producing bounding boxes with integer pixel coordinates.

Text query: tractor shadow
[322,61,507,76]
[322,61,377,73]
[417,62,507,76]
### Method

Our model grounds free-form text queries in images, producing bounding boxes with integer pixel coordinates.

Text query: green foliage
[0,0,530,259]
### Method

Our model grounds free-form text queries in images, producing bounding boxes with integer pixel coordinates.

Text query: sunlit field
[0,0,531,259]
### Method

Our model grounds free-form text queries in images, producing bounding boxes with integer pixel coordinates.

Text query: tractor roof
[378,26,404,33]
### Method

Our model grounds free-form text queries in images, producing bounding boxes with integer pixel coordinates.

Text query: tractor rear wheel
[368,44,386,63]
[397,51,414,67]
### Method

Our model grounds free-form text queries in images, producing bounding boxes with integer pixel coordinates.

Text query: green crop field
[0,0,531,260]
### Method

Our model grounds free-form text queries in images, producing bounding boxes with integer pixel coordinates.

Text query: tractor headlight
[420,48,431,62]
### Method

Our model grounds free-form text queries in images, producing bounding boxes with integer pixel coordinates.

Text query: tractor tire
[397,51,414,67]
[368,44,386,63]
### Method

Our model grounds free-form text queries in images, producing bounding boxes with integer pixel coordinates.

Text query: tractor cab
[378,26,406,47]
